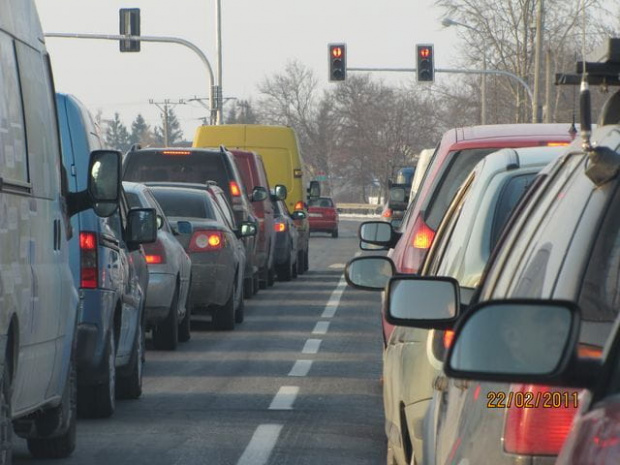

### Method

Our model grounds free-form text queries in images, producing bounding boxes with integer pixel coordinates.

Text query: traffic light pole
[347,66,534,113]
[45,32,220,125]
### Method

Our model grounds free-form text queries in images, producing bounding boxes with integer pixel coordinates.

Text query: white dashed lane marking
[312,321,330,335]
[236,424,283,465]
[288,360,313,377]
[302,339,322,354]
[268,386,299,411]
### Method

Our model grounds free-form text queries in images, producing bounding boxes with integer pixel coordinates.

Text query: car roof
[451,123,577,144]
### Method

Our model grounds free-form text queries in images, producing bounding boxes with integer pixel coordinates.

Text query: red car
[307,197,339,238]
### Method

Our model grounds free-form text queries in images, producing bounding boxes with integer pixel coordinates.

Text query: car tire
[234,281,244,324]
[28,351,77,459]
[78,329,115,419]
[213,284,235,331]
[152,286,179,351]
[332,228,339,238]
[0,359,11,464]
[259,267,268,290]
[116,323,144,399]
[178,278,192,343]
[252,272,260,295]
[243,276,254,299]
[292,258,298,279]
[267,266,276,287]
[277,254,293,282]
[303,249,309,272]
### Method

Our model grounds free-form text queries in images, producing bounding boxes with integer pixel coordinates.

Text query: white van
[0,1,154,460]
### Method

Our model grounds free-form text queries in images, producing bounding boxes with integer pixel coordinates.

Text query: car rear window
[425,148,496,230]
[124,151,230,190]
[150,189,214,220]
[308,198,333,208]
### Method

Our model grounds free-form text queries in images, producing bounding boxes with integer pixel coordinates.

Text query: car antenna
[579,0,593,152]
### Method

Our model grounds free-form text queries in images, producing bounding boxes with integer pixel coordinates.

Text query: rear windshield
[425,148,496,229]
[124,151,230,190]
[308,198,333,208]
[150,189,214,220]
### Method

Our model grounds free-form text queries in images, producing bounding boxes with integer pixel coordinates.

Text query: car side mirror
[291,210,307,220]
[386,276,460,329]
[252,186,269,202]
[274,184,288,201]
[344,256,396,291]
[238,221,258,237]
[359,221,398,247]
[126,208,157,246]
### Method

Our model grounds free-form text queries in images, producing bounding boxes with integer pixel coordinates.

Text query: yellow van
[193,124,307,212]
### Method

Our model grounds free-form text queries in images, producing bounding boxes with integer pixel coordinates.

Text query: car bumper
[145,272,176,324]
[309,218,338,231]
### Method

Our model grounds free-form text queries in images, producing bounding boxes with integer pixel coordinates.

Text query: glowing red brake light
[79,231,98,288]
[142,239,167,264]
[382,208,393,218]
[443,330,455,349]
[504,384,579,455]
[274,222,287,232]
[162,150,191,156]
[411,216,435,249]
[294,201,304,211]
[229,181,241,197]
[189,230,224,252]
[545,142,570,147]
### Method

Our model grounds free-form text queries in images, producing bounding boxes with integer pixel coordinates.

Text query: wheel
[332,228,339,238]
[116,323,144,399]
[303,249,309,272]
[234,281,245,324]
[0,358,12,463]
[267,266,276,287]
[252,272,260,295]
[152,286,179,351]
[213,283,235,331]
[28,353,77,458]
[259,267,268,290]
[78,329,115,418]
[292,258,298,279]
[243,275,254,299]
[277,254,293,282]
[178,277,192,343]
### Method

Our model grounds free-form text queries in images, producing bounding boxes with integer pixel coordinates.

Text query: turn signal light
[294,201,305,211]
[274,222,287,232]
[189,231,224,252]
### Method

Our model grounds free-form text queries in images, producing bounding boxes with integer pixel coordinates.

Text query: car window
[151,190,213,220]
[208,194,229,226]
[579,182,620,322]
[144,189,172,233]
[125,191,142,209]
[425,148,496,230]
[213,190,237,229]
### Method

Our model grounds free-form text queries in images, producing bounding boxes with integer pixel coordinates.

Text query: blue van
[56,93,150,418]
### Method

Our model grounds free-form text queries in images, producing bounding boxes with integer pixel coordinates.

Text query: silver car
[123,182,192,350]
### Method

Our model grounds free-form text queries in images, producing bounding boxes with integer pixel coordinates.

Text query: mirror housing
[156,215,164,230]
[386,276,460,329]
[238,221,258,238]
[126,208,157,246]
[308,180,321,199]
[274,184,288,201]
[67,150,122,218]
[252,186,269,202]
[359,221,399,248]
[291,210,307,220]
[445,299,592,386]
[344,256,396,291]
[360,240,389,251]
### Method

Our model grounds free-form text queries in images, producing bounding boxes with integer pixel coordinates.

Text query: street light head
[441,17,456,27]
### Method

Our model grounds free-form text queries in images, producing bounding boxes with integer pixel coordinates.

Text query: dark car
[272,196,306,281]
[149,184,256,330]
[123,147,261,300]
[57,93,154,417]
[308,197,339,238]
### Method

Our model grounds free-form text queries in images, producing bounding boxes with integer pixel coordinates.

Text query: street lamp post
[442,18,486,125]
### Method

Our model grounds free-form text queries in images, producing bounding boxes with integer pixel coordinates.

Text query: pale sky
[35,0,461,141]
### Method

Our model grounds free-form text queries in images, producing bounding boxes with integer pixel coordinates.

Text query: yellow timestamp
[487,391,579,409]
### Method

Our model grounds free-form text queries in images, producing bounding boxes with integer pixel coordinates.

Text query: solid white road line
[236,424,283,465]
[288,360,313,377]
[302,339,322,354]
[312,321,330,335]
[269,386,299,410]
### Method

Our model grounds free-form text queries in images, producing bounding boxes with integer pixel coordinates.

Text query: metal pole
[532,0,544,123]
[481,53,487,125]
[215,0,223,125]
[45,32,217,125]
[544,48,552,123]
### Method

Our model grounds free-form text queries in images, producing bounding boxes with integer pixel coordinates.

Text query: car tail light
[383,208,393,218]
[229,181,241,197]
[400,214,436,274]
[443,329,455,349]
[143,239,167,264]
[274,222,287,232]
[80,231,98,289]
[578,343,603,359]
[189,230,224,252]
[504,384,579,455]
[545,142,570,147]
[294,201,304,211]
[162,150,191,156]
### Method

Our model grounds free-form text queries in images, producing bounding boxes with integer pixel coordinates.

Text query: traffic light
[119,8,141,52]
[416,44,434,82]
[328,43,346,82]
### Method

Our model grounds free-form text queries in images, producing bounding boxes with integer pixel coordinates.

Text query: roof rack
[556,38,620,87]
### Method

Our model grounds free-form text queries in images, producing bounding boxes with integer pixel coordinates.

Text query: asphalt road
[15,218,386,465]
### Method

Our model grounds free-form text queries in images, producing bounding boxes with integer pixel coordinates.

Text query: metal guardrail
[336,203,383,215]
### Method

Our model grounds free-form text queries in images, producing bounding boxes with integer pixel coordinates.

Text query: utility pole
[215,0,223,125]
[149,99,185,146]
[532,0,544,123]
[544,48,552,123]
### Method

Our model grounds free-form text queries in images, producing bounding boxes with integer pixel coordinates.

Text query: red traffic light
[331,46,343,59]
[419,47,431,59]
